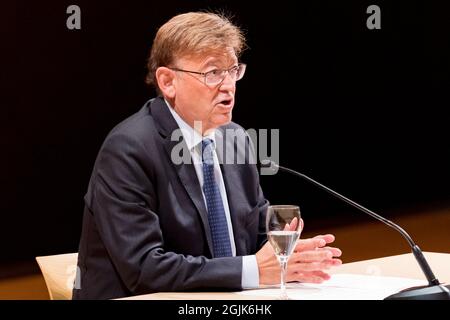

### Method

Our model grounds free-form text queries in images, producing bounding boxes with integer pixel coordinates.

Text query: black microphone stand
[262,160,450,300]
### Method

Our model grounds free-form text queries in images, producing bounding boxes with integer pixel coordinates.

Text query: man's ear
[155,67,176,98]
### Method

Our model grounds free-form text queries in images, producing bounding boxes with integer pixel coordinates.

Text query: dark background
[1,0,449,264]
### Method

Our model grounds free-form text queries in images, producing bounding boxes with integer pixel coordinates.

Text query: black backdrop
[2,0,449,262]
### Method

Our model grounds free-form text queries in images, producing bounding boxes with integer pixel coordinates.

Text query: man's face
[170,48,238,134]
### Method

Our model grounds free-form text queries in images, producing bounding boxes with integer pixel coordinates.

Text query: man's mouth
[216,98,234,108]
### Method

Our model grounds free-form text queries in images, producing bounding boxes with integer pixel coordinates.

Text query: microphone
[261,160,450,300]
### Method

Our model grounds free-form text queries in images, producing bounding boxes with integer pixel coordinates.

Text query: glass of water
[266,205,303,299]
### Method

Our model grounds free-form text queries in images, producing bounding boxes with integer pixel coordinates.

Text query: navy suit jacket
[73,97,268,299]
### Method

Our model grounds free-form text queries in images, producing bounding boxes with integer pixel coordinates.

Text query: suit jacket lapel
[151,97,213,256]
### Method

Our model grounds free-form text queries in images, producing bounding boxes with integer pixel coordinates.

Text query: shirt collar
[165,99,216,152]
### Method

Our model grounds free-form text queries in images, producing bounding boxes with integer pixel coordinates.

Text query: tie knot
[201,138,214,164]
[202,138,214,148]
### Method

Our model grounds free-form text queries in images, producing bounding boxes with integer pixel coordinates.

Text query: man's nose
[219,72,236,91]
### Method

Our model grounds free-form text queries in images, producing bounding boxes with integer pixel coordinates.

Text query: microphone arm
[262,160,450,299]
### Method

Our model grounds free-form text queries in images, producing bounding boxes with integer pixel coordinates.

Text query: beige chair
[35,253,78,300]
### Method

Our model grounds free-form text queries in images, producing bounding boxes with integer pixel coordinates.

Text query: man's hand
[255,234,342,285]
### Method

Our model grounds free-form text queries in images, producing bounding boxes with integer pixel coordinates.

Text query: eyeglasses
[169,63,247,86]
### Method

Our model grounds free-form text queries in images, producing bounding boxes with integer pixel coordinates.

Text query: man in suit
[73,12,342,300]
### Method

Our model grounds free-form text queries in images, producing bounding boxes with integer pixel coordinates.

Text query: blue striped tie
[201,138,233,257]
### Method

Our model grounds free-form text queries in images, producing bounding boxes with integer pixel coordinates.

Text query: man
[73,12,342,300]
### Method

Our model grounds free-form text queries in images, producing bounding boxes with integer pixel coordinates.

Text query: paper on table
[237,274,428,300]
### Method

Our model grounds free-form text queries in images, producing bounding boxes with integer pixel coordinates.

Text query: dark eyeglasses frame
[169,63,246,86]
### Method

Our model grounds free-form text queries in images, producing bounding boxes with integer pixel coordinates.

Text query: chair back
[35,253,78,300]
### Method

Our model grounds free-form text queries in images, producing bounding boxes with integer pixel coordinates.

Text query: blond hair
[146,12,246,91]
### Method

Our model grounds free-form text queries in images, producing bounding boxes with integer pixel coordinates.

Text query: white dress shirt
[166,100,259,288]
